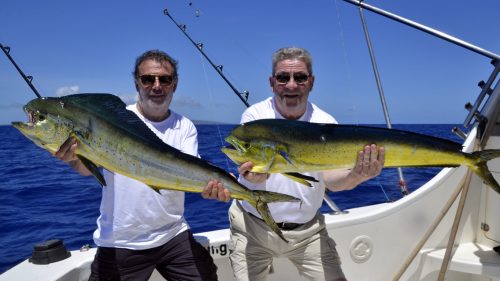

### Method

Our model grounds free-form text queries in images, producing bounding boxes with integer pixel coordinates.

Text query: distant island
[192,120,234,125]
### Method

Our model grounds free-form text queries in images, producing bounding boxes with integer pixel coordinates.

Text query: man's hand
[53,137,91,176]
[238,161,269,184]
[201,180,231,202]
[350,144,385,183]
[54,137,79,162]
[324,144,385,191]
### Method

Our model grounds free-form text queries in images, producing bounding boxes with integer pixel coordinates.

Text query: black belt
[248,212,303,231]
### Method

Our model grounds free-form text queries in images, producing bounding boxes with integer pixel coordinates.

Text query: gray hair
[271,47,313,75]
[133,49,178,78]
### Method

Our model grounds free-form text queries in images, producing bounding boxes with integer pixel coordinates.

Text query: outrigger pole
[163,9,250,108]
[341,0,500,62]
[341,0,500,130]
[353,3,410,195]
[0,43,42,98]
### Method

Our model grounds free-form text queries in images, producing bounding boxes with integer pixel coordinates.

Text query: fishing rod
[0,43,42,98]
[163,9,250,108]
[164,8,346,213]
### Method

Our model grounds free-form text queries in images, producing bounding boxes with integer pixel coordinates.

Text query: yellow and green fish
[221,119,500,193]
[12,94,300,242]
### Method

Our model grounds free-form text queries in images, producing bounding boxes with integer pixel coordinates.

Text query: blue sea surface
[0,124,462,273]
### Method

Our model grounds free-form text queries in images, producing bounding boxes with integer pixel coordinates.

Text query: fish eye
[34,111,46,122]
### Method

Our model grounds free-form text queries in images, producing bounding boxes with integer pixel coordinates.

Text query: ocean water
[0,124,462,273]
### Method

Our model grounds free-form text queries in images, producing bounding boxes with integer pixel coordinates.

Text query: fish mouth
[12,108,36,128]
[22,108,37,127]
[27,110,36,125]
[23,105,46,126]
[224,136,247,153]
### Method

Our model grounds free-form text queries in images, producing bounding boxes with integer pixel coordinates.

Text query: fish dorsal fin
[62,93,176,152]
[282,172,318,187]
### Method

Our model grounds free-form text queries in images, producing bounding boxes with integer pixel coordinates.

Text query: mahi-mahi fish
[221,118,500,193]
[12,94,300,242]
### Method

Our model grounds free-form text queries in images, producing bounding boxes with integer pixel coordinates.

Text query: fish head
[12,97,74,153]
[222,134,284,173]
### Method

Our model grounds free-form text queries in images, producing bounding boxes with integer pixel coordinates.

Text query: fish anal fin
[255,200,288,243]
[77,155,106,186]
[248,190,301,243]
[148,185,163,194]
[282,173,318,187]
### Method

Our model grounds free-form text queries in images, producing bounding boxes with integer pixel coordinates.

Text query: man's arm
[323,144,385,191]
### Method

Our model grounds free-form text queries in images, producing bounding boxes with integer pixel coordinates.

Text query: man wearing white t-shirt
[55,50,228,281]
[227,47,385,281]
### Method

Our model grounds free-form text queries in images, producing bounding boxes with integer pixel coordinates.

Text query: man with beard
[225,47,385,281]
[56,50,228,281]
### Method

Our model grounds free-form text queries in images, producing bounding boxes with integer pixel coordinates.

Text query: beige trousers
[228,201,345,281]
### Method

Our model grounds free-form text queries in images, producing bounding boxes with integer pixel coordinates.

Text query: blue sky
[1,0,499,125]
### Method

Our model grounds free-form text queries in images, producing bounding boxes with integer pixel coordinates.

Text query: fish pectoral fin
[69,130,90,145]
[278,150,296,168]
[148,185,163,194]
[77,155,106,186]
[282,173,318,187]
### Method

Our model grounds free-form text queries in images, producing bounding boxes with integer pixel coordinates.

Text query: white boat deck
[423,242,500,279]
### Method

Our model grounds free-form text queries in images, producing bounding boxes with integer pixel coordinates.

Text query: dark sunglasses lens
[140,75,156,85]
[158,75,173,85]
[139,75,174,86]
[275,74,291,83]
[294,74,309,83]
[274,73,309,84]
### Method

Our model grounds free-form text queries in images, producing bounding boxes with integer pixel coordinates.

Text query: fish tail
[248,190,301,243]
[471,149,500,193]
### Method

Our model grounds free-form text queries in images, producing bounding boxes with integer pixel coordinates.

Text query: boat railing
[341,0,500,136]
[463,60,500,132]
[324,0,500,214]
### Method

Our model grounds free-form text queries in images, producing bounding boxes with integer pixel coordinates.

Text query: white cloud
[55,86,80,97]
[172,96,203,109]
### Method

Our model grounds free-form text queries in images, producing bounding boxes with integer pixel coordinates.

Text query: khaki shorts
[229,201,345,281]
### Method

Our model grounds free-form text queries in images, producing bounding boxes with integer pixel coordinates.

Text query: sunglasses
[139,74,175,86]
[274,72,310,84]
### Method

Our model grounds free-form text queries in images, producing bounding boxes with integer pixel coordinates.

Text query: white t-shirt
[238,97,337,223]
[93,104,199,250]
